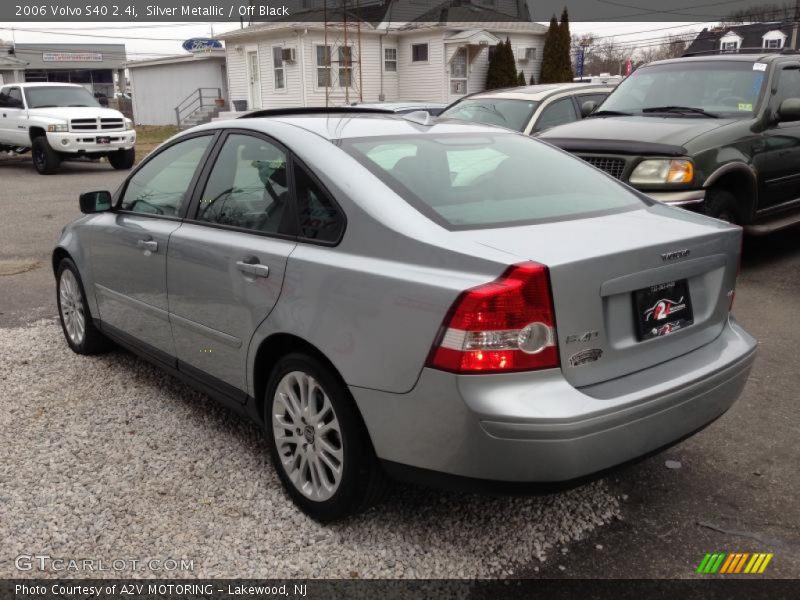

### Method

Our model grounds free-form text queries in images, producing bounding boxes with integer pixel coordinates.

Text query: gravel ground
[0,321,621,579]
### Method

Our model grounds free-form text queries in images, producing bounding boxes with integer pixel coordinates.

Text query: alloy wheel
[272,370,344,501]
[59,269,86,345]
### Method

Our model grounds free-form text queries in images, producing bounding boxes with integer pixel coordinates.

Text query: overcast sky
[0,21,709,60]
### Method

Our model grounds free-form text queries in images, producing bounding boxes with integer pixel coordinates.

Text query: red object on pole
[625,58,633,76]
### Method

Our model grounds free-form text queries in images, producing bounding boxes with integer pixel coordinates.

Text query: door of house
[449,47,468,101]
[247,50,262,109]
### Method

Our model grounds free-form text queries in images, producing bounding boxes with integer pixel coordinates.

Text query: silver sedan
[53,110,757,521]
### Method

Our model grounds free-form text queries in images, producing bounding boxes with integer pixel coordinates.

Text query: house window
[763,31,786,49]
[721,41,739,53]
[338,46,352,88]
[272,47,285,90]
[412,43,428,62]
[384,48,397,72]
[316,45,331,87]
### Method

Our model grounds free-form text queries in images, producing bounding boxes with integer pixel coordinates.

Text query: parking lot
[1,157,798,578]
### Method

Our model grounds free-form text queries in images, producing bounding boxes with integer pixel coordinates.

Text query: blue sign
[182,38,223,52]
[575,47,585,78]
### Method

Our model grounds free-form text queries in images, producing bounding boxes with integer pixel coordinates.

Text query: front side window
[316,45,331,87]
[412,43,428,62]
[24,85,98,108]
[197,134,291,235]
[273,47,285,90]
[599,61,767,117]
[343,133,641,229]
[533,97,578,132]
[774,67,800,108]
[384,48,397,72]
[294,165,345,242]
[440,98,539,131]
[120,135,211,216]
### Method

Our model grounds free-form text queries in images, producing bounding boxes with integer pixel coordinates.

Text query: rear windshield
[342,133,642,229]
[439,98,539,131]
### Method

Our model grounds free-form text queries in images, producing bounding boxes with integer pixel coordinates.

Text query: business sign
[575,47,585,78]
[182,38,223,52]
[43,52,103,62]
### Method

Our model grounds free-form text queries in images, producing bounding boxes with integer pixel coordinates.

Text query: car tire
[108,148,135,170]
[56,258,112,355]
[704,189,740,224]
[264,353,389,522]
[31,137,61,175]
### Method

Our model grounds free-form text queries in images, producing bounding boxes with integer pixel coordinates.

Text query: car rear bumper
[351,317,756,482]
[47,131,136,153]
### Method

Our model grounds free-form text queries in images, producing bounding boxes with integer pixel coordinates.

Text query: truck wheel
[704,189,740,225]
[32,137,61,174]
[108,148,135,170]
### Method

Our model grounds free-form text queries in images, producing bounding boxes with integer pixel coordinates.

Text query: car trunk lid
[455,205,741,387]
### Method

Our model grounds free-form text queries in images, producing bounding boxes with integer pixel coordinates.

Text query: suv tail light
[427,262,560,374]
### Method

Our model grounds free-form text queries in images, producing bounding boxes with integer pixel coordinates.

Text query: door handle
[137,239,158,252]
[236,260,269,278]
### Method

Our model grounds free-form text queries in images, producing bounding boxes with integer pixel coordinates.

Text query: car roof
[352,101,446,111]
[647,53,786,66]
[230,112,509,141]
[462,83,615,102]
[7,82,85,88]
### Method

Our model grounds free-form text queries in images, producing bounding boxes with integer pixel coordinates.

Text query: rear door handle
[137,239,158,252]
[236,260,269,278]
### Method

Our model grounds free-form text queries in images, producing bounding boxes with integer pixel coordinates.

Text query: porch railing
[174,87,223,126]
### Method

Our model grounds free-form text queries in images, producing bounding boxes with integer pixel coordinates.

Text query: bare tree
[636,34,689,66]
[723,2,797,25]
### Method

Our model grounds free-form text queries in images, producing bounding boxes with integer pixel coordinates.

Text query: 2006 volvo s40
[53,110,757,521]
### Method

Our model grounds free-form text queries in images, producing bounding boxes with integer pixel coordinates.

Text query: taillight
[427,262,560,374]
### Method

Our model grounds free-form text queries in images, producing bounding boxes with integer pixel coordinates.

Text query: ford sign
[182,38,223,52]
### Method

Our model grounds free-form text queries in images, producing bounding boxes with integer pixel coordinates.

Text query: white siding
[225,45,249,107]
[256,35,304,109]
[129,59,227,125]
[506,32,544,84]
[397,31,446,102]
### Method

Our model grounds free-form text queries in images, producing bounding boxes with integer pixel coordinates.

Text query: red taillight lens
[427,262,560,374]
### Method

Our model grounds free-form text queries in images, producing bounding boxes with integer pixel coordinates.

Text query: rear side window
[197,133,291,235]
[343,133,641,229]
[294,164,345,243]
[120,135,211,216]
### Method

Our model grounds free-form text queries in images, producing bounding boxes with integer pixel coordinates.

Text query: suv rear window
[342,133,642,229]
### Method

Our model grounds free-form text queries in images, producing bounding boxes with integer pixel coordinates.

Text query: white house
[127,50,228,126]
[218,3,546,111]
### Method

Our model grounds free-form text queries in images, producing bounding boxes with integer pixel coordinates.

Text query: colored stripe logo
[697,553,773,574]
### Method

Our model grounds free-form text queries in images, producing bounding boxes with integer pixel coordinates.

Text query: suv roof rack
[239,107,394,119]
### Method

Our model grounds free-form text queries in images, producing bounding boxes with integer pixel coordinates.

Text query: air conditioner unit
[519,47,536,62]
[281,48,296,62]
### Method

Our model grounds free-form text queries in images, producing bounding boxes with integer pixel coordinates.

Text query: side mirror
[777,98,800,122]
[80,190,113,214]
[581,100,598,117]
[98,97,109,107]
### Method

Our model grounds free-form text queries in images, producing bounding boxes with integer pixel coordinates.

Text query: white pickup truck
[0,82,136,174]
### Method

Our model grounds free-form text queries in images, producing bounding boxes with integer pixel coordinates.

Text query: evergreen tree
[485,42,503,90]
[539,16,560,83]
[558,8,574,81]
[518,71,526,85]
[499,38,519,87]
[485,39,519,89]
[529,73,536,85]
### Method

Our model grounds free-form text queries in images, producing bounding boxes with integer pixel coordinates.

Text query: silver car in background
[53,110,757,521]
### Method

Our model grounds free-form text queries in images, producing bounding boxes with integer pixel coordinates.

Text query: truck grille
[70,118,125,132]
[579,156,626,180]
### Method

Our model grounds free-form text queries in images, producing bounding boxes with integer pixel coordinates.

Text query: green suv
[540,54,800,233]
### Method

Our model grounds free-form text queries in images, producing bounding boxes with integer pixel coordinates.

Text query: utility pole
[792,0,799,50]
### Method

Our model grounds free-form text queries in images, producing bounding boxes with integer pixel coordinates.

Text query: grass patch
[135,126,179,161]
